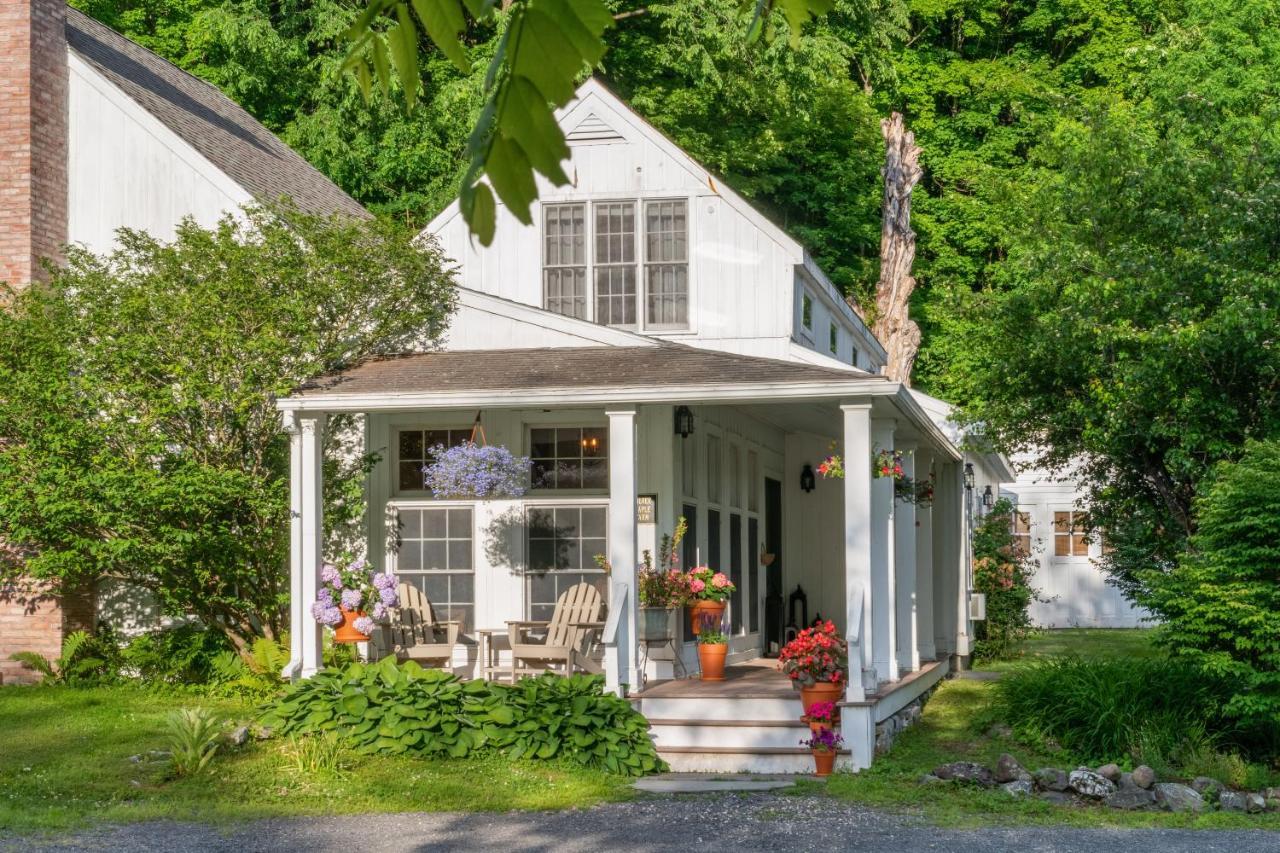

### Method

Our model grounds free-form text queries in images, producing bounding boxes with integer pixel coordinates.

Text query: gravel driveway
[8,792,1280,853]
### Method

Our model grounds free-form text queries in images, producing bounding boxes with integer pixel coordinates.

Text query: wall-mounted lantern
[800,464,816,493]
[674,405,695,438]
[963,462,975,491]
[982,485,994,508]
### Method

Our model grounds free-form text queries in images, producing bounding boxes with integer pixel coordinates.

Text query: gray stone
[986,723,1013,739]
[1219,791,1247,812]
[1132,765,1156,790]
[632,779,795,794]
[127,754,143,764]
[1155,783,1205,813]
[932,762,994,787]
[1069,769,1117,799]
[1001,780,1034,798]
[993,753,1032,784]
[1034,768,1070,792]
[229,725,250,747]
[1096,763,1122,783]
[1106,787,1158,810]
[1192,776,1225,799]
[1246,793,1266,814]
[1039,790,1074,806]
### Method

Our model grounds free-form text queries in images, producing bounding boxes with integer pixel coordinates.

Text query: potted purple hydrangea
[310,554,399,643]
[422,441,529,499]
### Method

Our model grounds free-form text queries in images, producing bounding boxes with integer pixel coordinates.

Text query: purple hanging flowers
[311,554,400,631]
[422,441,529,499]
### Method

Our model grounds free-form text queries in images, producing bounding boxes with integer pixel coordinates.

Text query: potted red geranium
[778,620,848,713]
[684,565,735,635]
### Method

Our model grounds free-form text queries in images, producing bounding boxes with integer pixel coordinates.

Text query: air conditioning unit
[969,593,987,621]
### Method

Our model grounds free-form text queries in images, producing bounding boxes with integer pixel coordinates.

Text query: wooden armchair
[506,582,605,680]
[387,582,462,673]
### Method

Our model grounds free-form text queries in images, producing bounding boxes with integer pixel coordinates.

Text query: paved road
[8,793,1280,852]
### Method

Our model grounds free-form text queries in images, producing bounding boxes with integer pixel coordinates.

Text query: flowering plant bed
[638,518,690,608]
[422,441,529,499]
[684,565,735,602]
[311,555,399,641]
[778,620,848,687]
[801,728,844,753]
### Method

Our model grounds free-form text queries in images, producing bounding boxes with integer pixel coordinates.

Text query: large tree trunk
[873,112,923,385]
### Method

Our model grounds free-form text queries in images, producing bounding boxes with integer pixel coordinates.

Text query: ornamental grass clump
[311,555,399,636]
[778,621,848,687]
[423,442,529,498]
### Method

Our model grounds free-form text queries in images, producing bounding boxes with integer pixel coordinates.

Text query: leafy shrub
[164,707,223,776]
[260,657,664,777]
[971,498,1041,661]
[1148,439,1280,735]
[9,630,117,685]
[118,624,235,685]
[990,655,1242,764]
[208,636,291,698]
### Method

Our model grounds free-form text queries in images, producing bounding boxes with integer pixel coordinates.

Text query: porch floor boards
[634,658,794,699]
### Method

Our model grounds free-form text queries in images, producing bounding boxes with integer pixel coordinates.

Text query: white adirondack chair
[387,582,462,673]
[506,582,605,680]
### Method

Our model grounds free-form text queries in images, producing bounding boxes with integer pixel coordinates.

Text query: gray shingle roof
[66,9,369,220]
[293,345,883,398]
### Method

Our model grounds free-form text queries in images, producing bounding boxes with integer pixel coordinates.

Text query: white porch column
[298,412,326,678]
[607,407,639,694]
[870,418,898,684]
[915,449,937,661]
[895,445,919,674]
[282,412,304,680]
[840,403,873,703]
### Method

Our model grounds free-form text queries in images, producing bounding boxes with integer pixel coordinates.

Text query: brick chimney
[0,0,73,684]
[0,0,67,290]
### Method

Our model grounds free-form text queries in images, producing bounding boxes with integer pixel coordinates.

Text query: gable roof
[65,9,368,220]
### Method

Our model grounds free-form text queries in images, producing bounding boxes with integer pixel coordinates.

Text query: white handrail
[604,581,627,644]
[846,581,867,702]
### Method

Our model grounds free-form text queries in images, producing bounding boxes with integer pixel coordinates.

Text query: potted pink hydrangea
[684,565,735,636]
[310,554,399,643]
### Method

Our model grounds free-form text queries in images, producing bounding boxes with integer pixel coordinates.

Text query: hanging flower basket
[423,441,530,499]
[311,555,400,643]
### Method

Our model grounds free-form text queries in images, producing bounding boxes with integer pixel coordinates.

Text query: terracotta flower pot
[812,749,836,777]
[689,600,726,635]
[333,607,370,643]
[698,642,728,680]
[807,720,834,735]
[799,681,844,716]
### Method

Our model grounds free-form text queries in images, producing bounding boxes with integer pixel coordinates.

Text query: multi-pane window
[594,202,637,326]
[1053,510,1088,557]
[1011,511,1032,557]
[526,505,607,620]
[398,428,469,492]
[396,506,474,628]
[542,198,688,329]
[802,292,813,330]
[829,323,838,355]
[681,436,697,498]
[644,200,689,327]
[544,204,588,319]
[530,427,608,490]
[706,434,722,504]
[747,450,759,512]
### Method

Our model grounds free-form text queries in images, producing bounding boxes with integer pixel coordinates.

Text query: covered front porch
[277,344,972,771]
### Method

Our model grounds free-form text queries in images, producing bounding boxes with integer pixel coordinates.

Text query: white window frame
[526,422,611,496]
[392,425,472,497]
[390,502,476,629]
[540,196,691,332]
[523,499,610,620]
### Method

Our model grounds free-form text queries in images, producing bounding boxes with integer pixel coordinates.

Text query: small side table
[475,628,511,682]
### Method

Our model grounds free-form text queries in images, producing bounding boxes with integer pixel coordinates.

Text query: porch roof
[278,344,960,460]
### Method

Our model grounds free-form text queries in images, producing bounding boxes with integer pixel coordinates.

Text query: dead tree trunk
[872,112,923,384]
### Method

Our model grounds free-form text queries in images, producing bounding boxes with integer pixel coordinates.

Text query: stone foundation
[874,684,937,756]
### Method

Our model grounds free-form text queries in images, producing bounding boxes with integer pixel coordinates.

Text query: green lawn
[973,628,1160,673]
[821,628,1280,828]
[0,685,630,835]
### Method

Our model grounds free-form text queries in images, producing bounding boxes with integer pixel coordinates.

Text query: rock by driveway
[7,792,1280,853]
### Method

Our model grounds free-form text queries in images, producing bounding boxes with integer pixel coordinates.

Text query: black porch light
[800,463,816,493]
[963,462,975,491]
[982,485,994,508]
[674,405,695,438]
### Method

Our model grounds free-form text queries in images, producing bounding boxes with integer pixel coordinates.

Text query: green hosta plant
[260,657,664,776]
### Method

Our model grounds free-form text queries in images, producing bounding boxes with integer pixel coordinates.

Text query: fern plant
[9,630,113,684]
[165,708,223,776]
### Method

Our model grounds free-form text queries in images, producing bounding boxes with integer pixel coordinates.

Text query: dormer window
[542,199,688,330]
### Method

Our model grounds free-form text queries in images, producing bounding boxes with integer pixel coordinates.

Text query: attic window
[829,323,838,355]
[802,292,813,331]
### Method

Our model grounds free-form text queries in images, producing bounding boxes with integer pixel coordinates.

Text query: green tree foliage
[0,205,455,650]
[970,498,1039,661]
[1149,440,1280,732]
[944,0,1280,600]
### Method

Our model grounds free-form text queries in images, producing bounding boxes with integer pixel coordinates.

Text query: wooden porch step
[645,718,807,728]
[656,746,849,755]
